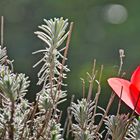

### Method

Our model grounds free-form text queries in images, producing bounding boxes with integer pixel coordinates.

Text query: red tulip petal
[108,78,135,111]
[131,66,140,91]
[129,84,140,115]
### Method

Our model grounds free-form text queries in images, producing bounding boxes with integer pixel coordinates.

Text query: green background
[0,0,139,122]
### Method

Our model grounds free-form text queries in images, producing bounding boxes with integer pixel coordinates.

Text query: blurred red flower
[108,66,140,115]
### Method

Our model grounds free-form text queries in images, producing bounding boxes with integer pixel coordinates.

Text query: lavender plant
[0,46,30,140]
[0,16,139,140]
[31,17,72,140]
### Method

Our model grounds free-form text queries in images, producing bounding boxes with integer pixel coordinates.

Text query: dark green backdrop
[0,0,139,115]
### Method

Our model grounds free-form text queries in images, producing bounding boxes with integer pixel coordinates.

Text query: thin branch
[8,101,15,140]
[118,49,125,76]
[62,95,75,138]
[96,49,125,132]
[93,65,103,121]
[131,92,140,117]
[0,16,4,109]
[96,92,115,132]
[52,22,73,121]
[36,108,53,139]
[1,16,4,48]
[80,78,85,98]
[58,111,63,123]
[87,59,96,101]
[117,86,123,116]
[28,96,40,137]
[57,22,74,92]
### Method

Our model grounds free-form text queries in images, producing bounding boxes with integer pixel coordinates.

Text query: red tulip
[108,66,140,115]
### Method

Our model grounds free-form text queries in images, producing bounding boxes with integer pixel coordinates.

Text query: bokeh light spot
[103,4,128,24]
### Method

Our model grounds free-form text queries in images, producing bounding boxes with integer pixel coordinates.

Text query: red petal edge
[108,78,136,113]
[129,84,140,115]
[131,66,140,92]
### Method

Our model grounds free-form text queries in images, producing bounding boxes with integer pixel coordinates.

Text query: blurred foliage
[0,1,139,109]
